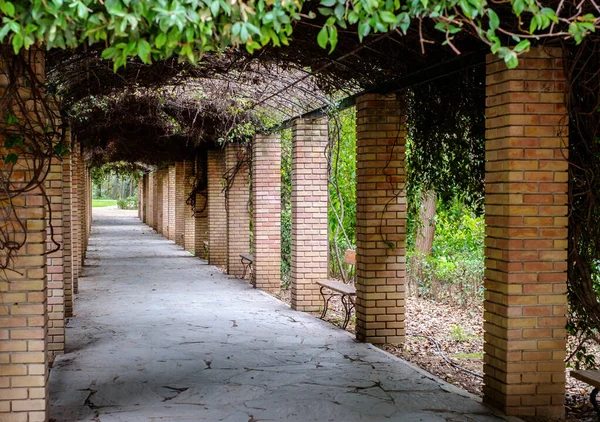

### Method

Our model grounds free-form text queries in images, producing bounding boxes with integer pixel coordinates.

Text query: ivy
[0,0,597,69]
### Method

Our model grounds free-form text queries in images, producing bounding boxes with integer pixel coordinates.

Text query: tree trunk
[415,190,437,255]
[409,190,437,297]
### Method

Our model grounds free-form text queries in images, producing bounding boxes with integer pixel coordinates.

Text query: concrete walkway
[50,207,513,422]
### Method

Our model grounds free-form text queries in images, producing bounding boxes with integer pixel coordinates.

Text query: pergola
[0,14,577,421]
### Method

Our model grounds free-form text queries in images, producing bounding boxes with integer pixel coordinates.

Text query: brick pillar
[483,47,568,419]
[355,93,407,345]
[174,162,186,247]
[226,143,250,277]
[46,157,65,360]
[162,170,170,238]
[252,134,281,291]
[71,143,80,292]
[183,160,196,252]
[208,149,227,269]
[156,170,165,234]
[62,149,74,319]
[195,153,208,258]
[0,48,50,422]
[147,172,154,228]
[291,118,329,312]
[152,171,159,231]
[77,148,86,264]
[142,174,148,224]
[168,165,176,241]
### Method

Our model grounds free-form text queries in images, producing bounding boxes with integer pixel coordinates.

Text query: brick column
[156,170,165,234]
[147,172,154,228]
[208,149,227,269]
[355,93,407,345]
[162,170,170,238]
[483,47,568,419]
[46,157,65,360]
[252,134,281,291]
[71,143,80,292]
[291,118,329,312]
[168,165,176,241]
[62,149,74,319]
[152,171,159,231]
[142,174,149,224]
[183,160,196,252]
[195,153,208,258]
[77,149,86,264]
[0,48,50,422]
[226,143,250,277]
[174,162,186,247]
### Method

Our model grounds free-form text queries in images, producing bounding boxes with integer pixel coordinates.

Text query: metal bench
[571,370,600,418]
[316,249,356,329]
[240,253,254,280]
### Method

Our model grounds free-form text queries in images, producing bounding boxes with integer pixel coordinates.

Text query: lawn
[92,199,117,208]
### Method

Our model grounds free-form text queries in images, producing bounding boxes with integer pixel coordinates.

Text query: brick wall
[252,134,281,291]
[174,162,186,247]
[291,118,329,312]
[183,160,196,252]
[0,47,50,422]
[226,143,250,277]
[62,148,73,319]
[45,157,65,360]
[483,47,568,419]
[208,149,227,269]
[142,174,148,224]
[355,93,407,345]
[151,172,159,231]
[168,165,176,241]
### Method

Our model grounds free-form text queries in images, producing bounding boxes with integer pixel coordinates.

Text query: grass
[453,352,484,359]
[92,199,118,208]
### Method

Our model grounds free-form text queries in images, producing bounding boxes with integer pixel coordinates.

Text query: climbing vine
[0,0,598,70]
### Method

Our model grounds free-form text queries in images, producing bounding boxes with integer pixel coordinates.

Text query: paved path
[50,207,514,422]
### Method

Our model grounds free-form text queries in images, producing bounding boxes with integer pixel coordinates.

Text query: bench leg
[591,387,600,418]
[240,257,248,279]
[319,286,333,320]
[341,294,355,329]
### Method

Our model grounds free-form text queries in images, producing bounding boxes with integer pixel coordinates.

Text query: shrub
[117,196,138,210]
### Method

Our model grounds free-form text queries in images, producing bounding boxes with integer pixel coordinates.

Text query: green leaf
[504,50,518,68]
[317,25,328,49]
[488,9,499,30]
[137,39,151,63]
[1,2,15,17]
[328,25,338,53]
[380,11,397,24]
[514,39,530,53]
[512,0,524,16]
[11,31,22,53]
[5,153,18,165]
[320,0,337,7]
[155,32,167,48]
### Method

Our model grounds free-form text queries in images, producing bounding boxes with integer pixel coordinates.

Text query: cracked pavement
[49,207,517,422]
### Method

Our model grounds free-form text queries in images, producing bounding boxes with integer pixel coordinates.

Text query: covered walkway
[49,208,511,422]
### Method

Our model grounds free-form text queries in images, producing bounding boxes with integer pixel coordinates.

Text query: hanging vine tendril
[0,47,67,272]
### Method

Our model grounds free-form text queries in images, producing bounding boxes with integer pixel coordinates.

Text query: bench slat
[572,370,600,388]
[317,279,356,295]
[240,254,254,262]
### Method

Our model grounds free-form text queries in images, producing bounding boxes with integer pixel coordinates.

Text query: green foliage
[329,108,356,277]
[450,324,474,342]
[280,128,292,288]
[408,197,485,305]
[0,0,597,70]
[117,196,138,210]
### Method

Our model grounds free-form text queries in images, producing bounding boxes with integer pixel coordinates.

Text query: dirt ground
[273,288,599,422]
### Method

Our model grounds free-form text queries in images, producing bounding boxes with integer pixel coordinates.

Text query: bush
[117,196,138,210]
[408,198,485,306]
